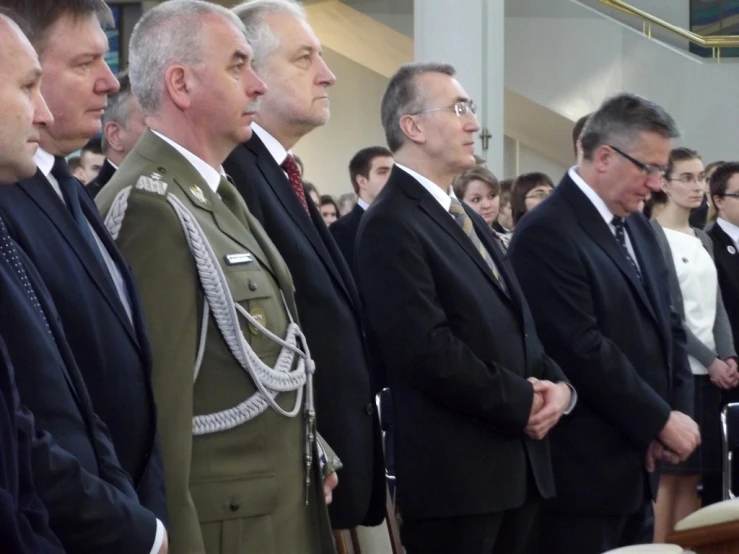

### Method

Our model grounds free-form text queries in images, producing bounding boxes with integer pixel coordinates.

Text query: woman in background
[651,147,738,542]
[319,195,341,226]
[510,172,554,227]
[452,166,510,250]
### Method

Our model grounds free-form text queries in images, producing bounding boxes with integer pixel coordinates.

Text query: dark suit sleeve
[356,213,534,435]
[508,221,671,448]
[16,404,158,554]
[0,375,63,553]
[91,412,138,498]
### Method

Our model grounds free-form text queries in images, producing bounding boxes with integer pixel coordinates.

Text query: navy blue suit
[0,224,158,553]
[0,170,166,521]
[329,203,364,273]
[508,174,693,552]
[224,136,385,528]
[0,337,63,554]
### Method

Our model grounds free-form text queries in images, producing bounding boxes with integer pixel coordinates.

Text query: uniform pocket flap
[192,474,276,523]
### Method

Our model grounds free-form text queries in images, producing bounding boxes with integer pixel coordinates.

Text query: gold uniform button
[248,307,266,335]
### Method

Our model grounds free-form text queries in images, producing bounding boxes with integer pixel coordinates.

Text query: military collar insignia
[190,184,207,204]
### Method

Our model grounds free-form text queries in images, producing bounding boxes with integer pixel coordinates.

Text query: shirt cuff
[148,519,165,554]
[563,382,577,415]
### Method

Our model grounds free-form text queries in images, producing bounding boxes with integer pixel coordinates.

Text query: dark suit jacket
[0,229,157,552]
[329,202,364,272]
[707,222,739,350]
[354,166,567,520]
[0,338,63,554]
[223,135,385,528]
[0,170,165,521]
[508,174,693,516]
[85,158,116,199]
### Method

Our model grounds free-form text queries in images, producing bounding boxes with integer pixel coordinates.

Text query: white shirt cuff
[149,519,165,554]
[563,382,577,415]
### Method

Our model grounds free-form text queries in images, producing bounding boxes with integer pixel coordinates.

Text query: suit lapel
[562,178,659,325]
[246,137,354,302]
[17,172,143,341]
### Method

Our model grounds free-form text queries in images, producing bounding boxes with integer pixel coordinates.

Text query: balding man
[0,12,63,552]
[96,2,335,552]
[87,71,146,198]
[0,0,167,531]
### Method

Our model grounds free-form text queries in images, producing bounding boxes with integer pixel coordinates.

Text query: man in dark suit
[0,10,164,553]
[508,93,700,553]
[330,146,393,271]
[0,0,167,530]
[223,0,386,532]
[356,61,574,554]
[707,162,739,350]
[87,70,146,198]
[0,14,62,552]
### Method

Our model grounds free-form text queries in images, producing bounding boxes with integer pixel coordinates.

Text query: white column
[414,0,505,176]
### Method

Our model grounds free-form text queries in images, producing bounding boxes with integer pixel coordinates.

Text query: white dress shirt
[357,198,369,211]
[251,123,292,178]
[35,148,164,553]
[569,166,641,271]
[717,218,739,249]
[34,148,134,323]
[152,131,222,193]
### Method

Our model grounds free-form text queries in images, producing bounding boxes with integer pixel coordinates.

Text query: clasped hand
[525,378,571,440]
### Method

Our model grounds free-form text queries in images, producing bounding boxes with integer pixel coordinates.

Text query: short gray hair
[232,0,306,69]
[580,93,680,160]
[381,61,456,153]
[101,71,134,154]
[129,0,246,116]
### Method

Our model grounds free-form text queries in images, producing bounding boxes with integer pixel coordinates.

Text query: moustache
[244,98,261,115]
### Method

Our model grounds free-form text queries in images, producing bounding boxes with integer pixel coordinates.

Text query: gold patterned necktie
[449,199,504,287]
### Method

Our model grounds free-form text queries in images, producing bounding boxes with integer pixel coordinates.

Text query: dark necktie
[611,216,643,283]
[281,154,309,213]
[217,175,249,228]
[51,157,107,271]
[0,217,53,337]
[449,199,506,291]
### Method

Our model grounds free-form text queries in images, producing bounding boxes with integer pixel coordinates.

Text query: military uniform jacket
[96,130,335,554]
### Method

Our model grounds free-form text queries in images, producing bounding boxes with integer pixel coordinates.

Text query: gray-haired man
[87,71,146,198]
[96,1,337,552]
[223,0,387,533]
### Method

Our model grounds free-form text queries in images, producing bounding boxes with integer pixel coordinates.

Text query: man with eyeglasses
[355,61,574,554]
[508,93,699,553]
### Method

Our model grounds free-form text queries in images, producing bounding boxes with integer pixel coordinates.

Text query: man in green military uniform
[95,2,337,552]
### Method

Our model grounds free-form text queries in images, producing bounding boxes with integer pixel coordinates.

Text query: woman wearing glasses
[510,172,554,227]
[651,147,738,542]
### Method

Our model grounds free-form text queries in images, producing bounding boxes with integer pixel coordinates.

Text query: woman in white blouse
[651,147,739,542]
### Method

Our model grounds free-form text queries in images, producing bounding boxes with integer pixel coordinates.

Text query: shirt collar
[34,148,55,180]
[151,130,222,193]
[717,217,739,246]
[251,123,290,167]
[568,166,615,226]
[357,197,370,211]
[395,163,453,212]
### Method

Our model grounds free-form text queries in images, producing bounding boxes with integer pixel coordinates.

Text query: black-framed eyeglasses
[412,100,477,118]
[608,144,667,179]
[669,174,706,186]
[722,192,739,199]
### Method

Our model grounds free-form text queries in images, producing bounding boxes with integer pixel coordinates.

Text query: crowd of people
[0,0,735,553]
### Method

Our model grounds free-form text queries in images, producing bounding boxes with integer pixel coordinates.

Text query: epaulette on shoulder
[134,173,168,196]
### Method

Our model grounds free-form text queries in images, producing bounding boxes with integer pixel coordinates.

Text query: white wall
[293,48,388,198]
[505,0,739,163]
[503,136,569,181]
